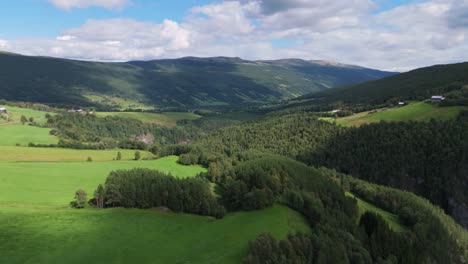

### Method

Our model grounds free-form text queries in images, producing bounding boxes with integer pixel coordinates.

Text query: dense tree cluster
[101,168,225,218]
[341,175,468,262]
[314,119,468,227]
[45,113,201,150]
[181,113,341,164]
[181,111,468,228]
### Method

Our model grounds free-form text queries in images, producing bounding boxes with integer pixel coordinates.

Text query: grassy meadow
[334,102,467,126]
[0,205,309,264]
[0,105,51,125]
[0,156,205,206]
[0,125,58,146]
[0,146,155,162]
[96,111,201,127]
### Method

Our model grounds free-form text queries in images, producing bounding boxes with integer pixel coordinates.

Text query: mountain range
[0,52,395,110]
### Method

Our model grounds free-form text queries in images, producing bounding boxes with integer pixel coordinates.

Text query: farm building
[398,102,405,106]
[431,96,445,102]
[67,109,84,113]
[0,107,7,114]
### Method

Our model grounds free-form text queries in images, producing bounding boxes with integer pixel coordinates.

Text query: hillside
[0,52,394,110]
[303,62,468,106]
[332,101,468,126]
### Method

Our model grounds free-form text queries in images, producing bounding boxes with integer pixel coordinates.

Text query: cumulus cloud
[48,0,131,10]
[1,0,467,70]
[4,18,190,61]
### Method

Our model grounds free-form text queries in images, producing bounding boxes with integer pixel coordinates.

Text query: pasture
[0,205,309,264]
[0,125,58,146]
[0,156,205,207]
[96,111,201,127]
[0,105,51,125]
[334,102,467,126]
[0,146,155,162]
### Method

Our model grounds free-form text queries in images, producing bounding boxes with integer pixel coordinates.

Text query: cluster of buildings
[67,109,94,114]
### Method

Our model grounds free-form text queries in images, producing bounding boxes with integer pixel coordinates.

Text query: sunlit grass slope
[0,125,58,146]
[0,146,155,162]
[0,205,309,264]
[0,156,205,206]
[0,105,51,125]
[336,102,467,126]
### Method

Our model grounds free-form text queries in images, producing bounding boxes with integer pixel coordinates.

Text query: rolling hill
[303,61,468,106]
[0,52,394,110]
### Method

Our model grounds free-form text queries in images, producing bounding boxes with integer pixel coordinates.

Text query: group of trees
[45,113,202,151]
[341,174,468,262]
[312,118,468,227]
[94,168,225,218]
[177,111,468,228]
[159,110,468,262]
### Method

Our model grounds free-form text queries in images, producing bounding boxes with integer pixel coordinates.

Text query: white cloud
[0,39,8,47]
[4,18,191,61]
[56,35,76,41]
[48,0,130,10]
[1,0,467,71]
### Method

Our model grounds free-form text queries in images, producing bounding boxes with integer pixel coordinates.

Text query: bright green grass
[96,111,201,127]
[0,105,51,125]
[0,146,155,162]
[0,125,58,146]
[346,192,408,232]
[0,205,309,264]
[335,102,467,127]
[0,156,205,207]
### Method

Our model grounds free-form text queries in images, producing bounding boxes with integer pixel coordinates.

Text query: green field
[0,125,58,146]
[335,102,467,126]
[0,205,309,264]
[346,192,408,232]
[96,111,201,127]
[0,105,51,125]
[0,146,156,162]
[0,156,205,206]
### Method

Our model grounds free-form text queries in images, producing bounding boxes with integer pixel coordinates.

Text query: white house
[431,96,445,102]
[0,107,7,114]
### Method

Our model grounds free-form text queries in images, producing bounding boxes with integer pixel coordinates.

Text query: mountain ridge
[0,52,395,110]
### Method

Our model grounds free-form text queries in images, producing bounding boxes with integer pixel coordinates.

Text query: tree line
[88,168,225,218]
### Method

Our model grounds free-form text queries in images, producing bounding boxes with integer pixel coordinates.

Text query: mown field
[96,111,201,127]
[334,102,467,126]
[0,146,155,161]
[346,192,408,232]
[0,105,51,125]
[0,205,309,264]
[0,125,58,146]
[0,156,205,206]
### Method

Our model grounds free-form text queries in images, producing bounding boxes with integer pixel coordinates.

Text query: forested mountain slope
[0,52,394,110]
[307,62,468,103]
[178,112,468,228]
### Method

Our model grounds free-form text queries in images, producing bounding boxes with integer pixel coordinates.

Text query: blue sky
[0,0,422,38]
[0,0,466,71]
[0,0,213,38]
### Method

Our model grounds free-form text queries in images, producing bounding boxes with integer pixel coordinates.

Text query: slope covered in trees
[0,53,393,110]
[305,62,468,105]
[177,111,468,228]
